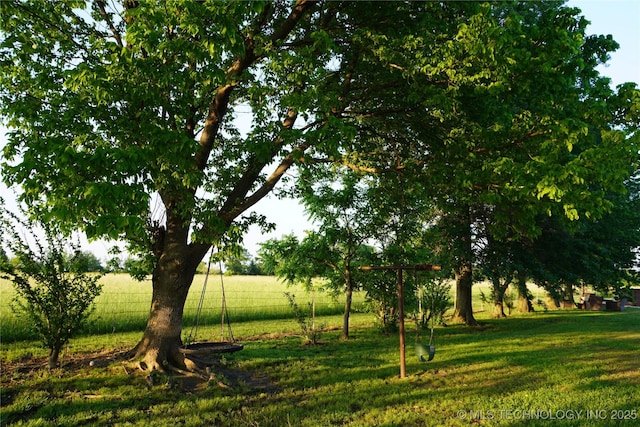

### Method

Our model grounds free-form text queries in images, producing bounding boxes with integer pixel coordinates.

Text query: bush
[0,210,103,368]
[284,292,322,345]
[414,278,453,330]
[363,271,400,333]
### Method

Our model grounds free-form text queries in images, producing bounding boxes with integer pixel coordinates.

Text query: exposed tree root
[130,342,240,389]
[164,362,208,381]
[128,336,250,394]
[451,313,479,326]
[135,353,203,374]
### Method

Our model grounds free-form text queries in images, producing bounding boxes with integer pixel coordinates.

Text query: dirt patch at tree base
[3,348,277,396]
[6,348,130,374]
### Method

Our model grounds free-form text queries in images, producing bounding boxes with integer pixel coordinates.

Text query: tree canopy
[1,0,638,373]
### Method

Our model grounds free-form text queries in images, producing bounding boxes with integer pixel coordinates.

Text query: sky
[1,1,639,262]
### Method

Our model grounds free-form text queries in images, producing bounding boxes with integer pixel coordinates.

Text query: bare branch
[95,0,124,48]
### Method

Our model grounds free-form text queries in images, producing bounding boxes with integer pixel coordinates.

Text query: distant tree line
[5,249,105,273]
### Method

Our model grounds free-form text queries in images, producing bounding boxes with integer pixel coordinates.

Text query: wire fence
[0,274,368,343]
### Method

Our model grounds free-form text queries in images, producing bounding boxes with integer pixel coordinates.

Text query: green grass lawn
[2,309,639,426]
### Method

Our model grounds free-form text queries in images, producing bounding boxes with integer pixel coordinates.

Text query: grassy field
[0,274,367,343]
[3,274,637,426]
[0,272,552,343]
[2,309,639,426]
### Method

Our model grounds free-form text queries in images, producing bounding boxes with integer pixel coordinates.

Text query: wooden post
[397,268,406,379]
[360,264,441,379]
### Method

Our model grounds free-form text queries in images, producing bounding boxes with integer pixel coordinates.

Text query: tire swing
[414,271,436,362]
[181,250,243,359]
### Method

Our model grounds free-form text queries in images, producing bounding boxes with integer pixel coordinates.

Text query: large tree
[411,2,639,324]
[0,0,464,372]
[0,0,362,372]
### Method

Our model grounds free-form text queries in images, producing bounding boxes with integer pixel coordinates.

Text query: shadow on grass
[3,310,639,426]
[234,310,640,425]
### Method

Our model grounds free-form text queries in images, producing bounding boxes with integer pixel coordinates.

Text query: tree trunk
[451,207,477,325]
[516,271,534,313]
[48,346,61,369]
[132,215,208,373]
[133,271,193,372]
[561,282,576,309]
[492,300,505,318]
[491,277,509,318]
[452,263,477,325]
[342,266,353,340]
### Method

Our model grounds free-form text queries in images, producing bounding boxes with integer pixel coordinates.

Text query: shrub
[0,209,103,368]
[284,292,322,345]
[414,278,453,331]
[363,271,400,333]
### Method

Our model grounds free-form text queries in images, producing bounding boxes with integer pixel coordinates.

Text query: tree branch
[471,130,549,154]
[300,155,426,174]
[222,139,312,222]
[95,0,124,48]
[217,108,302,222]
[194,0,316,172]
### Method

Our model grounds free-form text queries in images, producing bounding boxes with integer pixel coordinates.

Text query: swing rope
[179,248,244,355]
[415,270,436,362]
[187,249,237,344]
[188,249,214,343]
[218,259,235,343]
